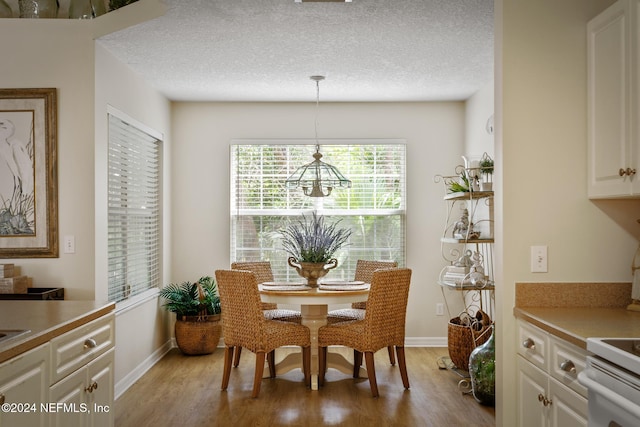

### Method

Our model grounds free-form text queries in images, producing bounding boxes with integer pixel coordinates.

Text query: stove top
[587,338,640,376]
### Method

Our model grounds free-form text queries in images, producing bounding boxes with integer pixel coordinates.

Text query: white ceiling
[96,0,494,102]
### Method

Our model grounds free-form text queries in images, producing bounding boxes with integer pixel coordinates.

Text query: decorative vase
[19,0,58,18]
[468,323,495,406]
[174,314,221,356]
[69,0,106,19]
[0,0,13,17]
[287,257,338,287]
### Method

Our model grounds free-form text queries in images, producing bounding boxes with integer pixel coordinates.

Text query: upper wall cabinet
[587,0,640,198]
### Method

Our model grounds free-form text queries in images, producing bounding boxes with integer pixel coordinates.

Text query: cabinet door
[48,367,89,427]
[88,348,114,427]
[517,356,548,427]
[48,348,114,427]
[0,343,49,427]
[587,0,637,198]
[548,377,588,427]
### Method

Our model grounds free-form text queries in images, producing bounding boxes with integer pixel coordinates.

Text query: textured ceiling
[97,0,494,102]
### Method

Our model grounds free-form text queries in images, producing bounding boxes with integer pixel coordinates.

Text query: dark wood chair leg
[353,350,363,378]
[302,346,311,386]
[267,350,276,378]
[233,346,242,367]
[221,346,234,390]
[319,346,327,386]
[364,351,379,398]
[387,345,396,366]
[252,351,266,398]
[396,346,410,389]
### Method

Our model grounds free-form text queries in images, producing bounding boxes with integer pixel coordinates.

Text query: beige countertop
[513,306,640,349]
[0,300,115,363]
[514,282,639,349]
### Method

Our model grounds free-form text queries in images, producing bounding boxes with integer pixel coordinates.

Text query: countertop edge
[0,302,115,364]
[513,307,587,349]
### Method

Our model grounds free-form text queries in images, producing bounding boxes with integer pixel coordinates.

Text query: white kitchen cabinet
[49,313,115,427]
[516,321,588,427]
[587,0,640,198]
[0,311,114,427]
[49,348,114,427]
[0,343,50,427]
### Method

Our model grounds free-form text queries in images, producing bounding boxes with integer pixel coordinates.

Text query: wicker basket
[175,314,221,355]
[447,311,492,371]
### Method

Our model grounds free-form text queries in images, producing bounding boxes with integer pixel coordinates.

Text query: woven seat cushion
[326,308,365,324]
[264,309,302,323]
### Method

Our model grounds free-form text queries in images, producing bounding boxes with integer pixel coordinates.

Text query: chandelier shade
[285,148,352,197]
[285,75,351,197]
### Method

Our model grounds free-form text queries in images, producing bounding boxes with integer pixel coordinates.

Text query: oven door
[578,357,640,427]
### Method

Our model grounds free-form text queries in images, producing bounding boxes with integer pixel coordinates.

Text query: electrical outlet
[436,303,445,316]
[531,245,547,273]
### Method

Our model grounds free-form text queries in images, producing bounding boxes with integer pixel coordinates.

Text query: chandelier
[285,76,352,197]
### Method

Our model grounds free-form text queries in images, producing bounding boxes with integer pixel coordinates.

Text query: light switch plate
[64,235,75,254]
[531,245,547,273]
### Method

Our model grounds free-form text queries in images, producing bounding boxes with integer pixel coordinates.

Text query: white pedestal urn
[288,257,338,288]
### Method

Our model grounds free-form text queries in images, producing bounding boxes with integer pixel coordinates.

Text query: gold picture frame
[0,88,58,258]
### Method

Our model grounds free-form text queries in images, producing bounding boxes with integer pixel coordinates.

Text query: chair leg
[364,351,379,398]
[233,346,242,367]
[318,346,327,386]
[387,345,396,366]
[267,350,276,378]
[252,352,266,398]
[302,346,311,387]
[353,350,363,378]
[221,346,234,391]
[396,346,410,389]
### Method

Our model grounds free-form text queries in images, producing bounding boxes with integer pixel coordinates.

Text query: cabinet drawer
[50,314,115,385]
[517,321,548,371]
[549,337,588,398]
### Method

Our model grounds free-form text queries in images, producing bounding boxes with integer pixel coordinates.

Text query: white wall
[465,81,495,158]
[0,8,173,398]
[94,42,173,396]
[497,0,640,425]
[0,20,97,298]
[170,101,465,340]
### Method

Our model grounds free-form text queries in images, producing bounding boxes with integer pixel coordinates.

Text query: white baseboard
[405,336,447,347]
[115,340,173,400]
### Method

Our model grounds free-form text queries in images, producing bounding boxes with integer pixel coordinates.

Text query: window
[231,141,406,280]
[108,113,161,303]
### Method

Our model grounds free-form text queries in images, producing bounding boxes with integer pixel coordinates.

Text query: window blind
[230,142,406,280]
[108,113,161,303]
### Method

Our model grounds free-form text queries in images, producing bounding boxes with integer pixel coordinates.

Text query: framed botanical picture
[0,88,58,258]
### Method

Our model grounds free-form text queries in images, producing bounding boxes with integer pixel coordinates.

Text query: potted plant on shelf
[159,276,222,355]
[479,153,494,191]
[281,212,351,287]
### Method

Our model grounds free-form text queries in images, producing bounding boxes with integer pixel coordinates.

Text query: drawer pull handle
[560,359,576,373]
[84,381,98,393]
[523,338,535,349]
[619,168,637,176]
[84,338,97,349]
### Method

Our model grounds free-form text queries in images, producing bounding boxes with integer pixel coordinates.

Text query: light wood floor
[115,347,495,427]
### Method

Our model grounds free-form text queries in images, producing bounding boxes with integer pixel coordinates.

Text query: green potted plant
[479,153,494,191]
[159,276,222,355]
[281,212,351,287]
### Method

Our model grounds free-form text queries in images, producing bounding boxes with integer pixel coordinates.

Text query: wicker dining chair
[215,269,311,398]
[326,259,398,364]
[230,261,302,367]
[318,267,412,398]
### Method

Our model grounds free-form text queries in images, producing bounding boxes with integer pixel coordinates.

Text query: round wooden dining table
[259,284,369,390]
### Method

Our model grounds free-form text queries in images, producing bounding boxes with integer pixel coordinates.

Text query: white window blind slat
[230,142,406,280]
[107,113,161,303]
